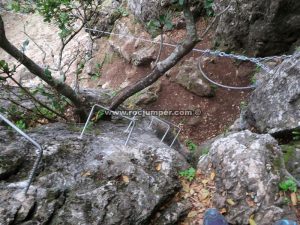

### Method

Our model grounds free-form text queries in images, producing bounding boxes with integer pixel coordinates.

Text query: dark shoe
[203,208,228,225]
[274,220,298,225]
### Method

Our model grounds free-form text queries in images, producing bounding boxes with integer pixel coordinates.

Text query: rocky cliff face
[0,121,189,225]
[214,0,300,56]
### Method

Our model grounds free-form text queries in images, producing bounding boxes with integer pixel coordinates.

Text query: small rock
[175,57,214,97]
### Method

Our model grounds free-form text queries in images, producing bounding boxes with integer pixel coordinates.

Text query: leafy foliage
[204,0,214,17]
[279,179,297,193]
[8,1,21,12]
[7,0,35,13]
[201,147,210,155]
[117,7,129,17]
[35,0,101,39]
[147,14,173,37]
[15,119,27,130]
[0,60,15,74]
[0,60,10,74]
[44,68,52,79]
[36,0,72,38]
[185,140,197,152]
[31,84,68,117]
[92,110,105,122]
[179,167,196,181]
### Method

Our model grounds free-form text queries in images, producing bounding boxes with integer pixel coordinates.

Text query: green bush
[179,167,196,181]
[204,0,214,16]
[16,120,26,130]
[185,140,197,152]
[279,179,297,193]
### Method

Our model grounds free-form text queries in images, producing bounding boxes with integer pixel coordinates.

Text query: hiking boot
[274,220,298,225]
[203,208,228,225]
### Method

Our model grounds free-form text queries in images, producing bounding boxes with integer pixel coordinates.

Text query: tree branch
[0,15,87,121]
[9,75,67,121]
[23,23,47,65]
[109,1,198,110]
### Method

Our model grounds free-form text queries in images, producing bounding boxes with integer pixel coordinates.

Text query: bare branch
[9,75,68,121]
[199,1,233,40]
[0,15,87,121]
[23,23,47,65]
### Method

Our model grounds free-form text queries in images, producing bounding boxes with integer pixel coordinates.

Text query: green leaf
[44,68,52,79]
[0,60,6,68]
[0,60,10,73]
[279,179,297,192]
[164,21,173,30]
[159,15,165,22]
[185,140,197,152]
[23,39,29,47]
[204,0,215,16]
[179,167,196,181]
[16,120,26,130]
[178,0,184,5]
[94,110,105,122]
[148,20,161,29]
[21,39,30,52]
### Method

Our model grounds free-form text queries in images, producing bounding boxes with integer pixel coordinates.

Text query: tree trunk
[0,15,87,121]
[109,2,199,110]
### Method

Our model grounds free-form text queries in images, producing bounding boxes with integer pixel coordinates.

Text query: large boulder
[108,16,159,66]
[0,121,189,225]
[214,0,300,56]
[245,52,300,134]
[198,130,296,225]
